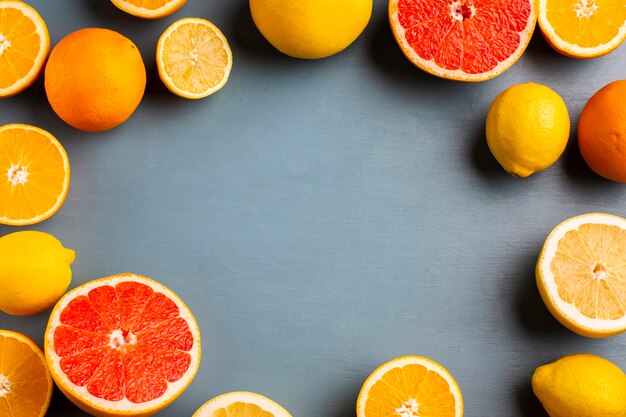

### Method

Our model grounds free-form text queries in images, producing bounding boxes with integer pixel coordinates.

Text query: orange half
[110,0,187,19]
[357,356,463,417]
[0,124,70,226]
[0,330,53,417]
[193,392,293,417]
[0,1,50,97]
[539,0,626,58]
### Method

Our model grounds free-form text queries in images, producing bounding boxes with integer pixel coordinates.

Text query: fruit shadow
[47,387,84,417]
[516,375,549,417]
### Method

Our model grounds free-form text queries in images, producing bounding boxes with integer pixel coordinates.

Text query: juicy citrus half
[44,273,201,417]
[111,0,188,19]
[537,213,626,338]
[357,356,463,417]
[157,17,232,99]
[0,1,50,97]
[0,330,53,417]
[193,391,293,417]
[0,124,70,226]
[389,0,537,82]
[538,0,626,58]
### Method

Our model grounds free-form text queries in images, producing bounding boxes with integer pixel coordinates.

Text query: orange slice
[538,0,626,58]
[0,330,53,417]
[44,273,202,417]
[537,213,626,338]
[157,17,233,99]
[0,124,70,226]
[110,0,187,19]
[193,392,293,417]
[357,356,463,417]
[0,1,50,97]
[389,0,537,82]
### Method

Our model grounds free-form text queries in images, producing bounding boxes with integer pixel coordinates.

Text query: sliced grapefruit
[389,0,537,82]
[44,273,201,417]
[193,391,293,417]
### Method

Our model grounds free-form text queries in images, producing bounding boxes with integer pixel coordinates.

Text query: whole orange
[44,28,146,132]
[578,80,626,183]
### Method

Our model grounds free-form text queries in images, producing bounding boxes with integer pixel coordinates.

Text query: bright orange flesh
[0,1,49,97]
[0,330,53,417]
[111,0,188,19]
[0,124,70,226]
[213,403,274,417]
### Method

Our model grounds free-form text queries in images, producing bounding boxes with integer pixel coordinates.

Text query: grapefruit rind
[44,273,201,417]
[0,1,50,97]
[388,0,537,82]
[536,213,626,337]
[193,391,293,417]
[538,0,626,58]
[0,124,70,226]
[110,0,187,19]
[356,355,463,417]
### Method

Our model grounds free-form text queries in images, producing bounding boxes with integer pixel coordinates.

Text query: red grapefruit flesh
[389,0,537,81]
[44,273,201,417]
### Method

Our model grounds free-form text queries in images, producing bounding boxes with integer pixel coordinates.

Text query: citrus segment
[45,273,201,417]
[157,18,232,99]
[537,213,626,337]
[0,124,70,226]
[357,356,463,417]
[0,330,53,417]
[539,0,626,58]
[389,0,537,81]
[111,0,187,19]
[0,1,49,97]
[193,391,293,417]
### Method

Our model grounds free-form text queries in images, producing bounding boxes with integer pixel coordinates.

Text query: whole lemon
[45,28,146,132]
[578,80,626,183]
[0,231,75,316]
[249,0,373,59]
[532,354,626,417]
[486,82,570,177]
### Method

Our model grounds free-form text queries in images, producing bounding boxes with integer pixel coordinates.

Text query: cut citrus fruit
[193,391,293,417]
[157,17,232,99]
[357,356,463,417]
[0,123,70,226]
[537,213,626,338]
[0,330,53,417]
[538,0,626,58]
[44,273,201,417]
[389,0,537,82]
[111,0,187,19]
[0,1,50,97]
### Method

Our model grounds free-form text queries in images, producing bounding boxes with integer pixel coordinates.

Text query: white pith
[450,1,475,21]
[0,374,11,397]
[7,164,29,185]
[357,356,463,417]
[395,398,420,417]
[538,213,626,333]
[44,274,201,414]
[111,0,185,17]
[539,0,626,57]
[0,1,49,96]
[157,18,232,99]
[193,392,293,417]
[389,0,536,81]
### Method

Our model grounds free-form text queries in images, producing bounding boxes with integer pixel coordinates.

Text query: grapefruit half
[389,0,537,82]
[44,273,201,417]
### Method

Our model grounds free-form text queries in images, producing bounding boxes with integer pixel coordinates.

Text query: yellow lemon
[249,0,373,59]
[532,354,626,417]
[486,82,570,177]
[0,231,75,315]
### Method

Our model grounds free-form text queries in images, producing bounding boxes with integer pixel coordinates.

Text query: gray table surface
[3,1,626,416]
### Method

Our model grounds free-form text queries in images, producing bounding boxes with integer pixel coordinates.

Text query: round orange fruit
[578,80,626,183]
[44,28,146,132]
[44,273,201,417]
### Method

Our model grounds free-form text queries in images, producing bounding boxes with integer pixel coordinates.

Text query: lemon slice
[536,213,626,337]
[193,391,292,417]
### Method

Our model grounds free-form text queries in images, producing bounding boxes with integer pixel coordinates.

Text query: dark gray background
[2,1,626,416]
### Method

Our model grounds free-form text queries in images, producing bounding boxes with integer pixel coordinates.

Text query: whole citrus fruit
[0,231,75,316]
[532,354,626,417]
[44,28,146,132]
[486,82,570,177]
[249,0,372,59]
[578,80,626,183]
